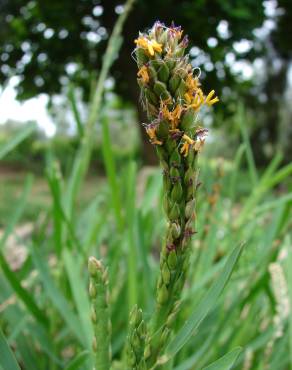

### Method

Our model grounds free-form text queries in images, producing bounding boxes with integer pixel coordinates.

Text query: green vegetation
[0,2,292,370]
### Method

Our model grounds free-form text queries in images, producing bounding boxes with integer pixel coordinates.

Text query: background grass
[0,118,291,369]
[0,1,292,368]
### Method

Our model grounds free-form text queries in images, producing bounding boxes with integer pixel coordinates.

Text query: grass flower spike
[88,257,111,370]
[133,21,219,366]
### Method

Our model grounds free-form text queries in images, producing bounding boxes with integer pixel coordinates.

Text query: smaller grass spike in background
[133,21,219,367]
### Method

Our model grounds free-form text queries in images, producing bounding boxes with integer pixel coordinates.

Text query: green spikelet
[134,21,219,367]
[125,305,148,369]
[88,257,111,370]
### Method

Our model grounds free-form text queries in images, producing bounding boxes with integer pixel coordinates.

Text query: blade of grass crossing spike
[0,328,21,370]
[164,243,244,360]
[202,347,242,370]
[65,0,135,218]
[101,114,123,230]
[31,246,85,345]
[0,123,35,160]
[185,256,226,299]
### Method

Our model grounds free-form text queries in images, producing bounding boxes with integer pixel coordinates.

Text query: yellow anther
[160,100,183,129]
[186,74,200,91]
[137,65,149,84]
[150,40,163,54]
[184,92,193,104]
[184,89,204,111]
[180,134,195,157]
[205,90,219,106]
[146,126,162,145]
[134,36,149,49]
[182,134,194,145]
[180,142,190,157]
[172,104,183,121]
[134,36,162,56]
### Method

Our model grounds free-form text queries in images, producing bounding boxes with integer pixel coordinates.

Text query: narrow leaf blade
[0,328,21,370]
[165,243,244,359]
[0,123,35,160]
[202,347,242,370]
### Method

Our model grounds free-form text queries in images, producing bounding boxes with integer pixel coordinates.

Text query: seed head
[134,22,219,156]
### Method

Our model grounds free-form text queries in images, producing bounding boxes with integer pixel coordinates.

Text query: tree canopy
[0,0,291,162]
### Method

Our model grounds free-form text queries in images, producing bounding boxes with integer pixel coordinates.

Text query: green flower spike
[88,257,111,370]
[125,304,148,369]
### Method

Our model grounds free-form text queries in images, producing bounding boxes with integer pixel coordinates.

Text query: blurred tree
[0,0,291,163]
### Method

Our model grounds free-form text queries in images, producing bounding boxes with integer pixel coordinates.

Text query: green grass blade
[0,175,33,246]
[0,328,21,370]
[68,84,84,137]
[63,249,93,350]
[0,123,35,160]
[46,167,85,256]
[236,160,292,227]
[237,104,258,186]
[125,160,138,309]
[101,114,123,230]
[253,193,292,215]
[260,151,282,183]
[164,243,244,360]
[0,252,48,326]
[202,347,242,370]
[228,143,245,203]
[174,331,216,370]
[31,246,85,345]
[265,162,292,189]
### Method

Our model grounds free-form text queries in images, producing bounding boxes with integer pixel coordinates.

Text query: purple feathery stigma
[154,20,165,28]
[153,20,165,36]
[170,21,181,31]
[181,35,189,48]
